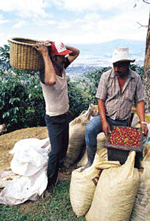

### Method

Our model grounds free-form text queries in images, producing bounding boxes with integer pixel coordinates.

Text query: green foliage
[67,77,89,118]
[0,44,10,69]
[23,74,45,127]
[0,43,145,132]
[0,71,27,131]
[0,70,45,132]
[130,64,144,79]
[82,67,111,104]
[67,67,112,118]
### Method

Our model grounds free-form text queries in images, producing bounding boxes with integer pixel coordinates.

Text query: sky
[0,0,149,66]
[0,0,149,46]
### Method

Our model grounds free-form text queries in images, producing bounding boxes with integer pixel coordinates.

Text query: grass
[0,180,85,221]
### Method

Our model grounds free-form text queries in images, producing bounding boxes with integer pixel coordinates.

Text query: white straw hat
[112,47,135,64]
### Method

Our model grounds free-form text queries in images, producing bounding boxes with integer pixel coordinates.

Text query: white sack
[0,137,50,205]
[0,167,47,205]
[10,138,50,176]
[0,171,19,188]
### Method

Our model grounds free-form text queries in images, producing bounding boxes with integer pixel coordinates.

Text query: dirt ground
[0,127,48,171]
[0,127,71,181]
[0,127,74,214]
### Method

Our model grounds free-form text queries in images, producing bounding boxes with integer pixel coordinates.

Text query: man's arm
[65,45,80,67]
[98,99,111,136]
[36,44,56,85]
[136,101,148,135]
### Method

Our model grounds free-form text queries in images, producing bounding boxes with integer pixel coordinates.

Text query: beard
[116,71,128,78]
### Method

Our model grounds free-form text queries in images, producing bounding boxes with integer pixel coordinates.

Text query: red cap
[51,42,72,57]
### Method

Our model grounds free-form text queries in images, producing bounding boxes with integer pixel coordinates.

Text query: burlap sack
[76,149,88,167]
[86,151,139,221]
[143,144,150,161]
[97,132,106,150]
[133,113,150,128]
[63,104,98,168]
[143,123,150,160]
[77,132,107,168]
[130,161,150,220]
[77,147,108,168]
[70,152,120,217]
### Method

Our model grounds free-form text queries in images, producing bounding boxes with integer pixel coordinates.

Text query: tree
[143,12,150,112]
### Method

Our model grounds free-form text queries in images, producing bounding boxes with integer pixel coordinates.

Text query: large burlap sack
[63,104,98,168]
[143,123,150,160]
[86,151,140,221]
[76,149,88,167]
[70,151,120,217]
[130,161,150,221]
[77,146,107,168]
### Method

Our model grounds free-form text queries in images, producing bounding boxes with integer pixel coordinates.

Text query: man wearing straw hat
[81,47,148,171]
[36,41,80,195]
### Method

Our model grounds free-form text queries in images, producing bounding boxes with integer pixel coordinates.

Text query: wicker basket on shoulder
[9,37,45,71]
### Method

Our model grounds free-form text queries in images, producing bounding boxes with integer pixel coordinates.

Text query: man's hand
[102,121,111,137]
[44,40,52,46]
[140,123,148,136]
[35,43,49,56]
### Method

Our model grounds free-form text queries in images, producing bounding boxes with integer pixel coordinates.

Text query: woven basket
[9,37,45,71]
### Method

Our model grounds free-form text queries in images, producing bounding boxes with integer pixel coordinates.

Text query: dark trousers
[45,113,69,186]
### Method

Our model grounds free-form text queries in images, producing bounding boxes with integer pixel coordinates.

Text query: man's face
[53,55,67,70]
[113,61,130,78]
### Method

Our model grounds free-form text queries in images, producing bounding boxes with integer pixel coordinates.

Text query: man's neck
[54,65,63,77]
[117,76,127,92]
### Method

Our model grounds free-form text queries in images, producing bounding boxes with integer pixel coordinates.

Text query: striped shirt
[96,69,144,120]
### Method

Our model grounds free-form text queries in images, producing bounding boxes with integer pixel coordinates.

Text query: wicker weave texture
[9,38,44,71]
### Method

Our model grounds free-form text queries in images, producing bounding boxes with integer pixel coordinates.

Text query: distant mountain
[70,39,146,67]
[66,65,102,79]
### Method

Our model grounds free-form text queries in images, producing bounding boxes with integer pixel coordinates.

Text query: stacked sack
[70,149,120,218]
[70,151,139,220]
[68,106,150,220]
[86,151,139,221]
[77,132,107,168]
[63,104,98,169]
[130,123,150,221]
[70,121,150,220]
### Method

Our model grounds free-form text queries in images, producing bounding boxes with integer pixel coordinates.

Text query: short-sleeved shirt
[96,69,144,121]
[40,69,69,117]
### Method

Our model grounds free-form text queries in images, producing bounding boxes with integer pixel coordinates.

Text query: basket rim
[9,37,43,46]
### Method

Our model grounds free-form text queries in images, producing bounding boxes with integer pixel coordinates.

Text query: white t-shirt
[40,70,69,116]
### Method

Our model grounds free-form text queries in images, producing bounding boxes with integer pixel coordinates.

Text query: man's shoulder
[101,69,113,79]
[130,69,141,79]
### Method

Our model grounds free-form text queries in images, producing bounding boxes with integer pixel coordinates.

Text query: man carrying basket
[36,41,80,195]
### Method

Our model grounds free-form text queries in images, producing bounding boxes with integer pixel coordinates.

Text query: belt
[115,119,128,123]
[107,116,128,123]
[59,112,68,117]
